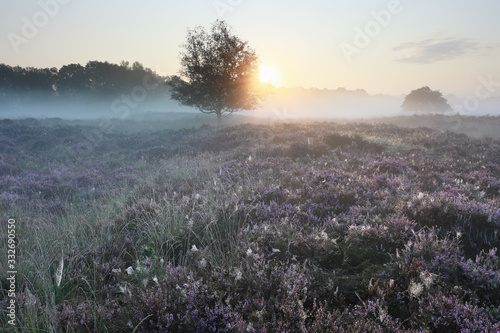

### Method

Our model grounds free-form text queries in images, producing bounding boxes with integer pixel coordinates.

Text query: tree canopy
[402,86,452,113]
[0,61,166,103]
[169,20,264,123]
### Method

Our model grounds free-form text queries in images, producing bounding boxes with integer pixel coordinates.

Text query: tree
[57,64,89,97]
[402,86,452,113]
[169,20,264,124]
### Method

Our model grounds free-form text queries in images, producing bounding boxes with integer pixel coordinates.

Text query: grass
[0,116,499,331]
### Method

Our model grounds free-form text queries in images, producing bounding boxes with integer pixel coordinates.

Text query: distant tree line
[0,61,168,106]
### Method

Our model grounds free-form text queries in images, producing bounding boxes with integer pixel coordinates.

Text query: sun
[258,63,281,87]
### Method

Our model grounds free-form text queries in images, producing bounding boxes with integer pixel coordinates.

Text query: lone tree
[402,86,452,113]
[169,20,264,124]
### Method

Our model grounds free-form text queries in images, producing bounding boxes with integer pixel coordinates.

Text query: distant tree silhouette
[0,64,14,95]
[57,64,90,97]
[0,64,56,104]
[0,64,13,104]
[0,61,167,111]
[169,20,264,125]
[402,86,451,113]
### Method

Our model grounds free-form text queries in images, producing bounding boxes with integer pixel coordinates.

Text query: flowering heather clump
[459,248,500,306]
[401,190,500,256]
[125,265,247,332]
[1,118,499,331]
[416,293,500,332]
[59,300,118,332]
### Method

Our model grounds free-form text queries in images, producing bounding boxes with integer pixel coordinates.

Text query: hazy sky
[1,0,500,96]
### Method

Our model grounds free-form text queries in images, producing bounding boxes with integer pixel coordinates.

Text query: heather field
[1,117,500,332]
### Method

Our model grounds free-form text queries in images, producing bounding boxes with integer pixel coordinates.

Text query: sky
[1,0,500,97]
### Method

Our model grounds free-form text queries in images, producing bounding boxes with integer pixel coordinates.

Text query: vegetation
[1,117,499,331]
[0,61,167,107]
[169,20,265,124]
[402,86,452,113]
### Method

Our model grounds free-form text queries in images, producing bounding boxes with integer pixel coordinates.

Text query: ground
[0,116,499,332]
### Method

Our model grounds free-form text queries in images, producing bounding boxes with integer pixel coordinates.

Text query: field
[1,116,499,332]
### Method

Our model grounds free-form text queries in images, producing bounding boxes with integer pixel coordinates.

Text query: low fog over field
[1,62,499,121]
[2,83,500,122]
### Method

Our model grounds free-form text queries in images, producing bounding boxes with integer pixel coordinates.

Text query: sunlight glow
[258,63,281,87]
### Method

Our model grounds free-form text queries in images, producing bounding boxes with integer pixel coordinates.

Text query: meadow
[0,116,499,332]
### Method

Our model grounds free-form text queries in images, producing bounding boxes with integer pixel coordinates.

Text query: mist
[1,87,401,121]
[251,87,403,119]
[0,94,197,120]
[2,84,499,122]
